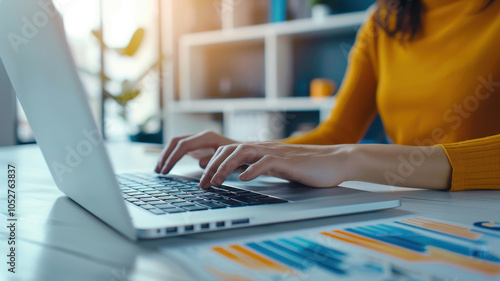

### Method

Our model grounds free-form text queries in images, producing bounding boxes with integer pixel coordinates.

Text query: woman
[156,0,500,191]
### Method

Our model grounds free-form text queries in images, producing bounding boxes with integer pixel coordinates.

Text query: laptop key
[182,205,208,212]
[125,192,143,196]
[162,199,185,204]
[153,203,174,209]
[229,198,265,205]
[210,190,232,195]
[170,191,187,195]
[145,184,166,188]
[201,194,221,200]
[171,202,196,207]
[181,188,200,192]
[229,196,263,204]
[148,201,166,205]
[149,209,165,215]
[155,187,175,191]
[139,204,155,210]
[137,188,156,192]
[199,202,226,209]
[157,196,177,200]
[235,191,256,196]
[258,197,288,204]
[217,199,246,207]
[144,191,163,195]
[190,199,208,203]
[177,195,196,199]
[187,190,204,194]
[161,208,185,214]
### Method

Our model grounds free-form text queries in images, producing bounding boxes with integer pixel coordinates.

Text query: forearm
[347,144,452,190]
[280,127,341,145]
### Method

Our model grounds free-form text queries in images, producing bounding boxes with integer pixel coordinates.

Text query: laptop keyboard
[117,173,289,215]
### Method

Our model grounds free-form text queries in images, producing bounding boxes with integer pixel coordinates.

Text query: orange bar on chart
[321,230,500,276]
[398,218,482,240]
[212,245,291,274]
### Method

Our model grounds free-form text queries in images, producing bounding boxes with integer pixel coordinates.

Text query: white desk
[1,143,499,281]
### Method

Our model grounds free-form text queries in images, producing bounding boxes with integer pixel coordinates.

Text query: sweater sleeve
[438,134,500,191]
[282,14,379,145]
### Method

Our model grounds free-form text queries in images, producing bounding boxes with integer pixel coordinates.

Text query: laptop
[0,1,400,240]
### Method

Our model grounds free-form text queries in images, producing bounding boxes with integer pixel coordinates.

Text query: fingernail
[200,181,209,189]
[210,176,220,186]
[199,177,206,188]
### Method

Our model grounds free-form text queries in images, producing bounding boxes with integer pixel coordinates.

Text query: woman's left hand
[199,142,354,189]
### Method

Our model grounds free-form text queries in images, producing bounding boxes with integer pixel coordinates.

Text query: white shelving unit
[165,11,367,141]
[172,97,335,113]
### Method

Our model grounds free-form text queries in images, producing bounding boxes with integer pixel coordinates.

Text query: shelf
[170,97,336,113]
[180,11,367,47]
[170,10,368,139]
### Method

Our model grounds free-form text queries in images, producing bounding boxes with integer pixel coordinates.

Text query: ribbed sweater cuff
[438,135,500,191]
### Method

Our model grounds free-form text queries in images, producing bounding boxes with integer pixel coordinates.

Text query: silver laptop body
[0,0,399,240]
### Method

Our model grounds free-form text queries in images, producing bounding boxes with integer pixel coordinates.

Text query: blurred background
[0,0,387,147]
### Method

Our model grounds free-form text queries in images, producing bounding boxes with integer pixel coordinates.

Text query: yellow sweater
[283,0,500,191]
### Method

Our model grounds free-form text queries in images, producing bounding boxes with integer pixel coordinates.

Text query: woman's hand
[155,130,237,174]
[199,142,354,189]
[198,142,452,191]
[157,131,452,191]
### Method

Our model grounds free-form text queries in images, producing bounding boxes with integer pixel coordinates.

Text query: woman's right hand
[155,130,237,174]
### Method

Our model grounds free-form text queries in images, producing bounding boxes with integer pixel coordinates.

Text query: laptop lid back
[0,0,136,240]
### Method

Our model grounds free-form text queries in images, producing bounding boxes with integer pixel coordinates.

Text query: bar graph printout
[164,216,500,281]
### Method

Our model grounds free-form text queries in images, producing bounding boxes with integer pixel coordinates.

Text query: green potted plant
[89,27,166,143]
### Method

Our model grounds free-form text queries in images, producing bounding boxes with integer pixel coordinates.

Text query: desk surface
[0,143,499,281]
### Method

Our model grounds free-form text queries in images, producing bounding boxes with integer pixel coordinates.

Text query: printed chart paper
[163,216,500,281]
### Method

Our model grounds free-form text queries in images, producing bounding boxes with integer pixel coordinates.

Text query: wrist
[343,144,387,184]
[329,144,359,182]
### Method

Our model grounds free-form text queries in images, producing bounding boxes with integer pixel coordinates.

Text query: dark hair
[375,0,495,41]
